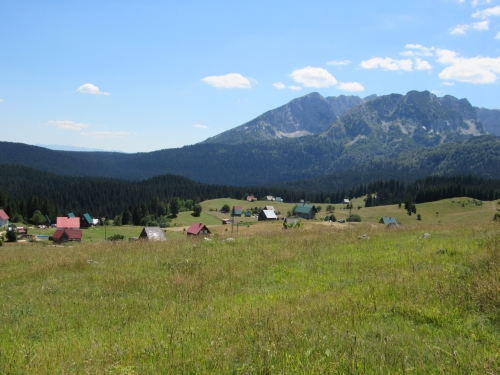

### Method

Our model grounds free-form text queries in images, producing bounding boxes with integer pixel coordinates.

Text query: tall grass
[0,223,499,374]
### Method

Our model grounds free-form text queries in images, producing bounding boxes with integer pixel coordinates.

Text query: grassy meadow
[1,198,500,373]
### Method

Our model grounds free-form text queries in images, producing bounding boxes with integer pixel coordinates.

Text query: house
[246,195,255,202]
[68,213,76,218]
[244,211,252,217]
[232,206,243,217]
[51,228,82,243]
[0,209,9,227]
[92,218,100,225]
[187,222,211,236]
[264,205,275,212]
[139,227,166,241]
[275,197,283,202]
[56,217,80,229]
[295,203,317,220]
[258,209,278,221]
[379,217,398,225]
[343,199,350,204]
[81,213,93,228]
[222,219,232,225]
[266,196,275,201]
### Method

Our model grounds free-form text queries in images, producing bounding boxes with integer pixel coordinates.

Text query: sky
[1,0,499,153]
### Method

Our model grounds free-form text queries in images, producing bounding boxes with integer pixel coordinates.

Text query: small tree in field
[221,204,230,213]
[30,210,46,226]
[417,213,421,220]
[193,204,202,217]
[6,229,17,242]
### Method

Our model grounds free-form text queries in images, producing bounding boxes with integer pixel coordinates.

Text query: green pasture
[1,213,500,373]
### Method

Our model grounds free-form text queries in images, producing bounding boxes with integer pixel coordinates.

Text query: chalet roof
[52,228,82,240]
[56,217,80,229]
[244,211,252,216]
[140,227,166,241]
[264,206,275,211]
[261,210,277,219]
[380,217,398,225]
[83,213,93,224]
[0,209,9,220]
[233,206,242,210]
[275,197,283,202]
[232,206,243,215]
[187,222,211,235]
[295,203,316,214]
[68,213,76,218]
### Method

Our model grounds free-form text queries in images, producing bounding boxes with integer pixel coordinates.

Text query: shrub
[108,234,125,241]
[6,229,17,242]
[347,214,361,222]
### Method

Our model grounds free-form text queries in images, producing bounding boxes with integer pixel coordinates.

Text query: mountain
[476,107,500,136]
[323,90,486,147]
[203,92,375,144]
[36,144,125,152]
[0,91,499,187]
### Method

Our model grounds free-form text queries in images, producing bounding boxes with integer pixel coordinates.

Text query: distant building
[258,210,278,221]
[0,209,9,228]
[379,217,398,225]
[68,213,76,218]
[56,217,80,229]
[187,223,211,236]
[232,206,243,217]
[294,203,317,220]
[343,199,350,204]
[246,195,255,202]
[264,206,275,212]
[222,219,232,225]
[51,228,82,243]
[81,213,94,228]
[244,211,252,217]
[139,227,166,241]
[275,197,283,202]
[266,196,275,201]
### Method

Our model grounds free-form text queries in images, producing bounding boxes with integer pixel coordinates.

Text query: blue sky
[1,0,499,152]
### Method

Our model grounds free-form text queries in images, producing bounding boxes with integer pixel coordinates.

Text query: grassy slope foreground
[1,220,500,374]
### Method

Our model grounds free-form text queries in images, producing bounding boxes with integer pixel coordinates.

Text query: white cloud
[192,124,208,129]
[201,73,254,88]
[337,82,365,92]
[46,120,90,131]
[272,82,285,89]
[436,49,500,83]
[405,44,434,56]
[450,21,489,34]
[327,60,351,66]
[288,85,303,91]
[442,82,455,86]
[496,31,500,39]
[415,58,432,70]
[450,24,470,34]
[289,66,338,88]
[80,131,129,139]
[76,83,110,95]
[360,57,413,71]
[472,5,500,19]
[472,0,493,7]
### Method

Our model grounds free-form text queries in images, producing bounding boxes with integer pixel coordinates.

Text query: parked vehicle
[338,219,345,223]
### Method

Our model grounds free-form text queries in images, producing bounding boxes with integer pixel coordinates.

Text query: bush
[6,229,17,242]
[108,234,125,241]
[323,214,337,222]
[494,213,500,221]
[347,214,361,222]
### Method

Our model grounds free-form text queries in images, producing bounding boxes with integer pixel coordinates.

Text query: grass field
[1,198,499,373]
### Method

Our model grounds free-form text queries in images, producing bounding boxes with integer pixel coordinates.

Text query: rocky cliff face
[476,107,500,136]
[323,90,486,146]
[203,92,368,144]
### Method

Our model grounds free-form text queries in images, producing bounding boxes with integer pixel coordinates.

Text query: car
[338,219,345,223]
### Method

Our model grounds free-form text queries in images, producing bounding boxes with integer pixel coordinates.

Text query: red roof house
[187,223,211,236]
[56,217,80,229]
[246,195,255,202]
[0,209,9,227]
[52,228,83,243]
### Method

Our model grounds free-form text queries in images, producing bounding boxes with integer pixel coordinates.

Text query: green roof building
[294,203,317,220]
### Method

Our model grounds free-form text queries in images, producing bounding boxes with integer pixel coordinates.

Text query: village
[1,193,496,245]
